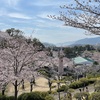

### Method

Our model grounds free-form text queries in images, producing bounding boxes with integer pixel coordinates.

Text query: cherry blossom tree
[6,28,24,37]
[0,37,47,100]
[49,0,100,35]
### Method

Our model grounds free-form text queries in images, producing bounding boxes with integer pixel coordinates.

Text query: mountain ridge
[48,37,100,47]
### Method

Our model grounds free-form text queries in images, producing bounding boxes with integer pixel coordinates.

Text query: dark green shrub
[57,85,68,92]
[21,93,29,100]
[74,92,89,100]
[0,94,7,100]
[95,86,100,92]
[18,91,50,100]
[18,93,28,100]
[69,78,96,89]
[93,61,98,65]
[69,81,83,89]
[80,78,89,85]
[45,95,54,100]
[39,91,49,97]
[7,96,14,100]
[87,73,100,78]
[25,92,44,100]
[89,92,100,100]
[88,78,96,84]
[51,85,56,88]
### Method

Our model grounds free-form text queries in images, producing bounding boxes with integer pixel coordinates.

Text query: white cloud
[0,8,7,16]
[8,13,32,19]
[0,9,32,20]
[30,0,67,7]
[3,0,20,6]
[35,18,66,29]
[37,13,50,19]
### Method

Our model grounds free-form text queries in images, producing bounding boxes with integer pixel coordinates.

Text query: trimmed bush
[18,91,53,100]
[18,92,44,100]
[51,85,56,89]
[7,96,15,100]
[18,93,27,100]
[45,95,54,100]
[74,92,89,100]
[57,85,68,92]
[89,92,100,100]
[25,92,44,100]
[69,78,96,89]
[88,78,97,84]
[80,78,89,85]
[87,73,100,78]
[69,81,83,89]
[40,91,49,97]
[0,94,7,100]
[95,86,100,92]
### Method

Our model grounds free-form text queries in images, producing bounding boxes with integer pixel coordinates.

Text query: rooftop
[73,56,94,65]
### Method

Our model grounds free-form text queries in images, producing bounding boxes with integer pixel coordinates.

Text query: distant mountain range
[1,31,100,47]
[43,42,56,47]
[44,37,100,47]
[56,37,100,47]
[73,37,100,45]
[56,41,75,47]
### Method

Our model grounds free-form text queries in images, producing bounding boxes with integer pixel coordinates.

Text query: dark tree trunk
[30,77,35,92]
[58,82,61,100]
[2,83,7,96]
[58,92,61,100]
[14,80,18,100]
[30,83,33,92]
[48,79,52,93]
[49,86,51,93]
[2,89,5,95]
[22,79,25,90]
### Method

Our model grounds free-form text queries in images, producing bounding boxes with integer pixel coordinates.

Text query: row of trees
[63,45,95,58]
[0,29,50,100]
[0,29,72,100]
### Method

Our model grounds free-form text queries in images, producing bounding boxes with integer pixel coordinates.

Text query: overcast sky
[0,0,98,44]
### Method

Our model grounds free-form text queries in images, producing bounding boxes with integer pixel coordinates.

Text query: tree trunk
[30,83,33,92]
[22,79,25,90]
[58,82,60,100]
[58,92,61,100]
[48,79,52,93]
[50,86,51,93]
[14,80,18,100]
[2,89,5,95]
[2,84,6,95]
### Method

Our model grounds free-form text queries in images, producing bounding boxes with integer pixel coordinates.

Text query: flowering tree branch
[49,0,100,35]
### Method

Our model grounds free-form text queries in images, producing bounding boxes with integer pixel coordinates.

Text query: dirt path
[6,77,95,100]
[6,77,50,96]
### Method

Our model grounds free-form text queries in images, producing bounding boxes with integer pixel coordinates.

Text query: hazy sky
[0,0,98,44]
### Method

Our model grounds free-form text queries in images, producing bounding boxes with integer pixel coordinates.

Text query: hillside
[55,37,100,47]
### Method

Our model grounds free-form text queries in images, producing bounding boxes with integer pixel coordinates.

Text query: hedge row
[57,85,69,92]
[69,78,96,89]
[74,92,100,100]
[0,94,14,100]
[89,92,100,100]
[0,92,54,100]
[74,92,89,99]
